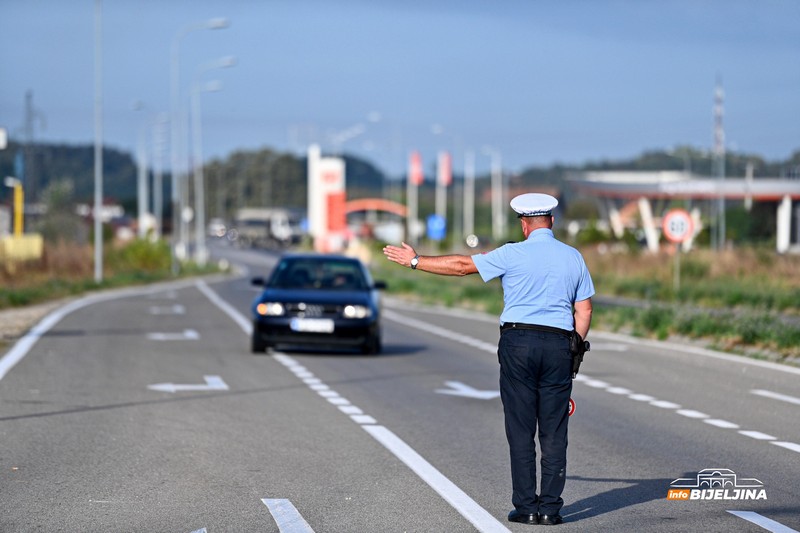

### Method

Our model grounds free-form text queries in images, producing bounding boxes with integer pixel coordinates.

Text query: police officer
[382,193,594,526]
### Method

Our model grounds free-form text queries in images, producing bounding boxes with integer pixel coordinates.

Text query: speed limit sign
[662,209,694,244]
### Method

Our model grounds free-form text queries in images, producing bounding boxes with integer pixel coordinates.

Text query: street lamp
[4,177,23,237]
[191,79,223,267]
[170,17,229,271]
[132,101,150,239]
[190,55,235,266]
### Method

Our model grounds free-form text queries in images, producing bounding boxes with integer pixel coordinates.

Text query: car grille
[284,302,339,318]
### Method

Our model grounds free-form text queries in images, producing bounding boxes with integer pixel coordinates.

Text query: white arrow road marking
[436,381,500,400]
[727,511,800,533]
[146,329,199,341]
[147,375,228,393]
[751,389,800,406]
[262,499,315,533]
[148,304,186,315]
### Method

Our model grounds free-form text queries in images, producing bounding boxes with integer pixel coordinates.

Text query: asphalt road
[1,242,798,532]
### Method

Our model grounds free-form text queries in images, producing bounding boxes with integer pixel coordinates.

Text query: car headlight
[343,304,371,319]
[256,302,285,316]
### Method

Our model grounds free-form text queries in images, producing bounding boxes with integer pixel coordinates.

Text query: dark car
[251,254,387,354]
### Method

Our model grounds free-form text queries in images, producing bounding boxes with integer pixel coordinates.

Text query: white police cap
[510,193,558,217]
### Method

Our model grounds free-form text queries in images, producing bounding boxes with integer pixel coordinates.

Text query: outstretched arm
[383,242,478,276]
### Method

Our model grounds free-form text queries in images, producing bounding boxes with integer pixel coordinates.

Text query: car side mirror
[251,276,265,287]
[373,280,387,290]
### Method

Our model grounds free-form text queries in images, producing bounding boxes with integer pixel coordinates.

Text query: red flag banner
[409,151,424,186]
[437,151,452,186]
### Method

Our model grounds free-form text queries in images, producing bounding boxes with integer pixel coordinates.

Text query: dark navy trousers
[498,328,572,516]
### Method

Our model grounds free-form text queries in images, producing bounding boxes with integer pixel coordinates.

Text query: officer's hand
[382,242,417,268]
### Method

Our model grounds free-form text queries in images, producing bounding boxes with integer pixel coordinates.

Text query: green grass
[0,239,223,310]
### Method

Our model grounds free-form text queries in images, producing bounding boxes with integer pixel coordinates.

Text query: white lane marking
[383,310,498,353]
[327,397,350,406]
[363,425,512,533]
[0,279,200,382]
[189,529,207,533]
[650,400,681,409]
[739,430,776,441]
[385,298,800,377]
[606,387,632,395]
[677,410,709,419]
[146,329,199,341]
[195,280,252,334]
[387,301,800,459]
[704,419,740,429]
[751,389,800,406]
[147,375,228,393]
[771,441,800,454]
[262,499,315,533]
[196,282,796,528]
[727,510,800,533]
[628,393,656,402]
[263,349,508,532]
[148,304,186,315]
[435,381,500,400]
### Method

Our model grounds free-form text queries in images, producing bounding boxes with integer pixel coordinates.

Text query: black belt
[500,322,572,338]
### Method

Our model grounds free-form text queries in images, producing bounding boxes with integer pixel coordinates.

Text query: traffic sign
[662,209,694,243]
[427,214,446,241]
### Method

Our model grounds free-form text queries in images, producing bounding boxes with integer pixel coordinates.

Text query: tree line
[1,139,797,243]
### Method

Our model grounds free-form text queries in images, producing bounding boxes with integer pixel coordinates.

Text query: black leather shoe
[507,510,538,524]
[538,514,563,525]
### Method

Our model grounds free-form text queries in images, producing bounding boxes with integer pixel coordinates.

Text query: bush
[106,239,171,272]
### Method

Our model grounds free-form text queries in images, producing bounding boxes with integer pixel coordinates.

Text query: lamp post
[463,150,475,241]
[191,79,223,266]
[4,177,23,236]
[152,113,168,239]
[93,0,103,282]
[132,101,150,239]
[190,55,235,266]
[170,17,229,273]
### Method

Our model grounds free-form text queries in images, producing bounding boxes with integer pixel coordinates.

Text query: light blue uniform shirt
[471,228,595,330]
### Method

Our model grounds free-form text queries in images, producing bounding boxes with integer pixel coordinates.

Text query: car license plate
[290,318,335,333]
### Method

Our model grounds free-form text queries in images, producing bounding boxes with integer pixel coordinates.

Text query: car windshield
[270,258,367,290]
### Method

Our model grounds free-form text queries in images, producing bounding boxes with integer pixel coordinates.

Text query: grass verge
[367,244,800,365]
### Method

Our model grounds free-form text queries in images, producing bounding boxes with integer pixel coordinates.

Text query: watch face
[411,257,419,268]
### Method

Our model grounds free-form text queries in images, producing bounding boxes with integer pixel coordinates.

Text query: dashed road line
[271,353,511,533]
[382,305,800,456]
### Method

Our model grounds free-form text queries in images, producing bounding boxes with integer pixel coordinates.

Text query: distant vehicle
[232,207,304,249]
[250,254,386,355]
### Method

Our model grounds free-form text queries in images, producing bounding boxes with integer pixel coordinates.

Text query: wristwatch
[410,255,420,270]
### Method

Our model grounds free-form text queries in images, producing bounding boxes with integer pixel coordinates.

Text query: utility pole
[21,90,46,203]
[463,150,475,240]
[93,0,104,282]
[712,77,726,250]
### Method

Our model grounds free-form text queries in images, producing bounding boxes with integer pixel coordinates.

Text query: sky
[1,0,799,178]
